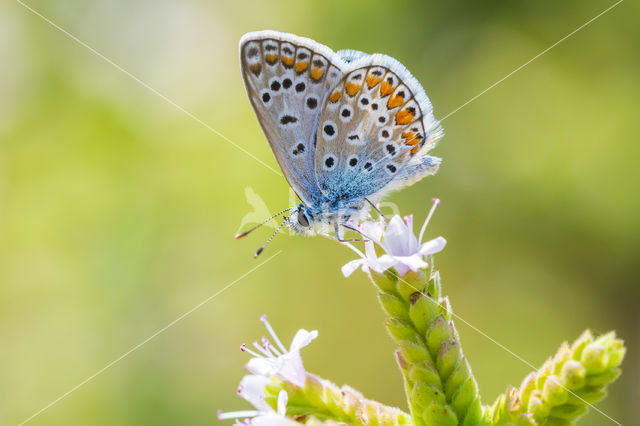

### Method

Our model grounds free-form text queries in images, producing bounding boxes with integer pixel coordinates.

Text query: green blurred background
[1,0,638,424]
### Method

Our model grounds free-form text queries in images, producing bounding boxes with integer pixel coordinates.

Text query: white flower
[342,198,447,277]
[218,380,295,425]
[241,315,317,387]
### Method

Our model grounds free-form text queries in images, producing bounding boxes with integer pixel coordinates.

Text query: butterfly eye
[297,211,310,227]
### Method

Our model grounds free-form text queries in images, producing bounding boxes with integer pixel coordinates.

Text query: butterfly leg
[365,198,388,221]
[333,222,368,242]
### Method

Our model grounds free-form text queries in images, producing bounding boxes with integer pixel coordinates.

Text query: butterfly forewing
[314,54,442,204]
[240,31,344,205]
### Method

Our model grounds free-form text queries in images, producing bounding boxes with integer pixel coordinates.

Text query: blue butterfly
[238,30,443,256]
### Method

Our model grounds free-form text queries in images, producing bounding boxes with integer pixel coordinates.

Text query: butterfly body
[239,31,443,238]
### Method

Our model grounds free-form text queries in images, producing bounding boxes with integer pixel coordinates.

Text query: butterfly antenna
[235,207,295,239]
[254,217,289,258]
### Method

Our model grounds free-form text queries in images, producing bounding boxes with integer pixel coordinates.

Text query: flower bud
[423,402,458,425]
[561,360,586,389]
[426,316,452,354]
[527,390,550,419]
[581,343,609,374]
[543,375,568,405]
[409,292,440,334]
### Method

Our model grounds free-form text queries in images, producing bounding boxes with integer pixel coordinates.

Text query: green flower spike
[221,202,625,426]
[488,330,626,425]
[264,374,413,426]
[370,264,484,426]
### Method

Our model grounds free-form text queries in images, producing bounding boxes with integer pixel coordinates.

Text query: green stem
[369,259,485,426]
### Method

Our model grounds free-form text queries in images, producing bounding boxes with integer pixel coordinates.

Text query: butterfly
[238,30,443,256]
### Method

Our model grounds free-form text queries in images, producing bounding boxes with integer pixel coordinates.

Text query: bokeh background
[1,0,638,424]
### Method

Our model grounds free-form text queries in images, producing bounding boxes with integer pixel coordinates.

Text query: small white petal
[342,259,366,277]
[382,216,416,256]
[276,390,288,415]
[363,240,378,261]
[404,214,414,232]
[394,263,411,276]
[392,254,429,272]
[238,375,271,411]
[288,329,318,353]
[361,220,385,242]
[217,409,260,420]
[276,354,306,387]
[371,254,399,273]
[418,236,447,256]
[246,357,278,377]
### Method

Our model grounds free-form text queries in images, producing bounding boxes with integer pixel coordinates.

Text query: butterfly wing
[313,54,443,205]
[239,31,344,205]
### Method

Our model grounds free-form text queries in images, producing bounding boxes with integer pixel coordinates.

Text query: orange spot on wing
[396,109,415,125]
[366,75,381,88]
[295,61,308,73]
[265,54,277,64]
[380,80,394,97]
[411,145,420,155]
[402,131,418,144]
[346,82,361,96]
[310,68,324,80]
[387,94,404,109]
[282,57,294,66]
[329,90,341,103]
[248,63,262,77]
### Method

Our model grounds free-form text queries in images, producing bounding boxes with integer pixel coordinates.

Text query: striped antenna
[235,207,294,239]
[254,218,289,258]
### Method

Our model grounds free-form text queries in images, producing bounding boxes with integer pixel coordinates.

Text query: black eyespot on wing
[262,92,271,103]
[312,59,323,67]
[325,157,335,168]
[349,157,358,167]
[296,143,305,153]
[347,134,359,141]
[382,130,389,138]
[265,45,277,52]
[280,115,298,125]
[372,103,378,110]
[295,82,305,92]
[351,73,362,79]
[270,80,281,91]
[360,97,369,105]
[297,52,309,60]
[323,124,335,136]
[282,78,292,89]
[372,70,383,76]
[386,144,396,156]
[378,116,386,123]
[364,162,373,171]
[387,164,397,173]
[306,97,318,109]
[283,47,293,55]
[341,108,351,118]
[247,47,259,58]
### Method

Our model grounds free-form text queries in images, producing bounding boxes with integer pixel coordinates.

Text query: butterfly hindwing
[314,54,442,204]
[240,31,344,205]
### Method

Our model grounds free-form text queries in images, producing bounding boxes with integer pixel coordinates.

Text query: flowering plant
[342,199,446,277]
[220,201,625,425]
